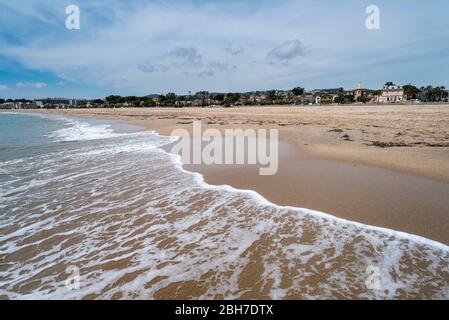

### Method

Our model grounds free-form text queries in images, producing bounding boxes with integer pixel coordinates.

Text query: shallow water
[0,112,448,299]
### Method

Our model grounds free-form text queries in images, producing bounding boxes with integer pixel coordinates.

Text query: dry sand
[17,105,449,244]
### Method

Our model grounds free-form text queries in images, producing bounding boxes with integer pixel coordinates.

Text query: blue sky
[1,0,449,99]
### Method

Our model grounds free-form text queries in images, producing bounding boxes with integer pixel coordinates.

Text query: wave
[3,112,137,143]
[45,117,449,250]
[47,120,125,142]
[168,149,449,251]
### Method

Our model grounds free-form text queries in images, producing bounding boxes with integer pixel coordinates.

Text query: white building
[378,85,406,103]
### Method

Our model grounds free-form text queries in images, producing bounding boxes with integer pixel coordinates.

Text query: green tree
[266,90,277,103]
[357,96,371,104]
[335,93,354,104]
[106,95,122,104]
[164,92,177,105]
[436,86,448,101]
[213,93,225,103]
[334,93,346,104]
[225,93,240,104]
[384,82,395,87]
[403,84,420,100]
[418,86,448,102]
[196,91,210,107]
[143,99,156,107]
[292,87,305,96]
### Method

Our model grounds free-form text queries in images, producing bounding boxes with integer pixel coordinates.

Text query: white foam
[47,120,124,142]
[165,145,449,252]
[2,111,128,143]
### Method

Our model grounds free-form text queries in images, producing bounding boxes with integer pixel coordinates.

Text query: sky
[0,0,449,99]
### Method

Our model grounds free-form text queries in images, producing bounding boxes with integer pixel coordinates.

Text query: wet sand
[15,105,449,245]
[185,140,449,245]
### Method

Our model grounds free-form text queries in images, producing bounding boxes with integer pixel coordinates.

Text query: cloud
[139,63,156,73]
[16,82,47,89]
[197,62,233,77]
[197,69,215,77]
[225,43,244,56]
[138,62,170,74]
[56,81,65,86]
[267,39,305,64]
[168,46,202,67]
[1,1,448,95]
[0,85,9,90]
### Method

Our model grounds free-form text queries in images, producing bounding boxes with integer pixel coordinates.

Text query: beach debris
[367,141,449,148]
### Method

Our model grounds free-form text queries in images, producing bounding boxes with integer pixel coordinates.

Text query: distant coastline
[1,83,448,110]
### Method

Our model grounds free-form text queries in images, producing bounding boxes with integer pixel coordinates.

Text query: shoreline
[168,141,449,252]
[6,106,449,245]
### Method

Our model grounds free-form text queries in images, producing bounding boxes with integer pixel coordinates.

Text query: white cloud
[0,85,9,90]
[167,46,203,67]
[197,62,234,77]
[0,2,316,93]
[267,39,305,64]
[225,43,244,56]
[16,82,48,89]
[1,1,448,94]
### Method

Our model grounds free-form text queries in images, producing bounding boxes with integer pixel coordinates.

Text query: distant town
[1,82,448,109]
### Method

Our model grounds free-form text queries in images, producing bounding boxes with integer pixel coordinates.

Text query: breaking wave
[47,119,125,142]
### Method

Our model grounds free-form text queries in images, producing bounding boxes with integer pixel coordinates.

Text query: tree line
[2,84,448,107]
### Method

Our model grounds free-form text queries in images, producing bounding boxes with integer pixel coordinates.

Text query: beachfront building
[249,94,266,104]
[0,102,16,109]
[275,90,292,99]
[304,93,314,105]
[0,101,35,109]
[346,83,378,103]
[43,98,82,108]
[377,85,406,103]
[354,83,364,101]
[350,83,365,101]
[314,93,336,105]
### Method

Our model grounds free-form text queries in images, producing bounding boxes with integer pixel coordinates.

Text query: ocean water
[0,112,448,300]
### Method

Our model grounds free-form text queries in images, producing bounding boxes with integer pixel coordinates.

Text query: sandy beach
[26,105,449,245]
[2,105,449,300]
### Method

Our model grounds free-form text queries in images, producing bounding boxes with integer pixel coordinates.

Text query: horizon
[1,0,449,99]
